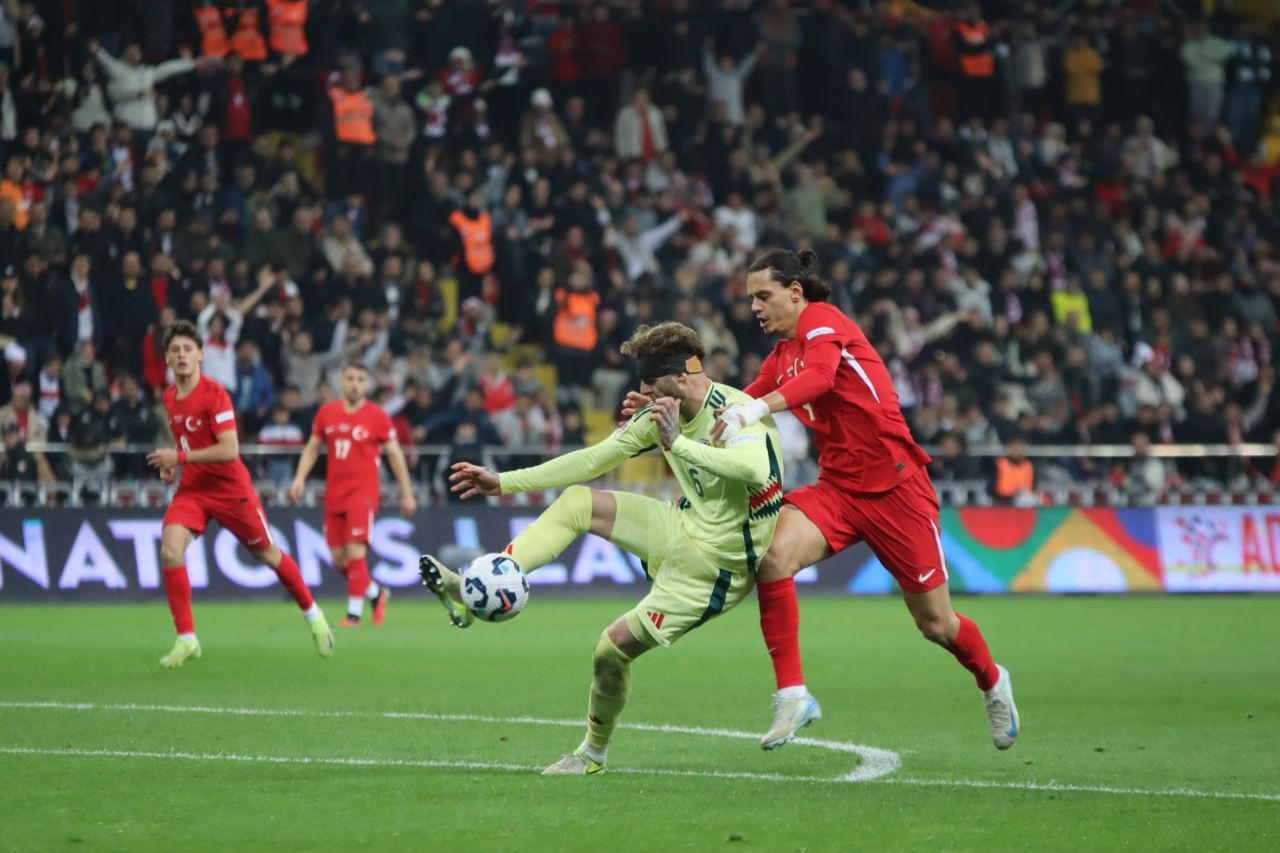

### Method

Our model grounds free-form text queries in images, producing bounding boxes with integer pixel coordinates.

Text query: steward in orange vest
[329,83,376,145]
[553,285,600,352]
[267,0,308,56]
[449,206,496,275]
[954,19,994,78]
[229,2,268,61]
[991,438,1035,504]
[193,1,228,59]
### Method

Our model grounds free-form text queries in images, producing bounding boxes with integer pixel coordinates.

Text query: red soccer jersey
[745,302,931,494]
[163,373,255,495]
[312,400,395,505]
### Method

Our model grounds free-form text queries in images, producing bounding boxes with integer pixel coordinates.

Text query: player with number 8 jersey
[147,320,333,669]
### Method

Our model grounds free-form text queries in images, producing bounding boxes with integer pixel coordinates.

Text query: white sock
[578,740,606,764]
[365,580,380,600]
[347,596,365,618]
[177,632,197,643]
[778,685,808,700]
[984,665,1007,697]
[303,603,322,623]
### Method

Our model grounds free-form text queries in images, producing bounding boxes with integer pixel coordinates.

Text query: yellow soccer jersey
[499,382,784,574]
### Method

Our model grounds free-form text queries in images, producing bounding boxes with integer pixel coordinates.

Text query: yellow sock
[506,484,592,572]
[586,631,633,754]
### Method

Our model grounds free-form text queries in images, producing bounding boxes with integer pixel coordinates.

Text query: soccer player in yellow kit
[421,322,785,775]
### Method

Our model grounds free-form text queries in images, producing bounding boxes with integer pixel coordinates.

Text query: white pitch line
[0,746,847,785]
[881,776,1280,804]
[7,701,1276,802]
[0,700,899,783]
[2,746,1278,804]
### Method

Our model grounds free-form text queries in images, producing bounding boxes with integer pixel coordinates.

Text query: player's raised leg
[755,503,834,748]
[422,480,613,627]
[158,522,202,668]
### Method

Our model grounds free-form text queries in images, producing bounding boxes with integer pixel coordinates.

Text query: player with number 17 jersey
[310,398,396,547]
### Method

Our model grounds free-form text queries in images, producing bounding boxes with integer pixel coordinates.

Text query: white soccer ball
[458,553,530,622]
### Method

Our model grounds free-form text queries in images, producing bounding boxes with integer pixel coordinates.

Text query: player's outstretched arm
[453,415,659,498]
[289,435,324,503]
[449,461,502,500]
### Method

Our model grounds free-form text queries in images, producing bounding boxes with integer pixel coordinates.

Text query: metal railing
[4,441,1276,509]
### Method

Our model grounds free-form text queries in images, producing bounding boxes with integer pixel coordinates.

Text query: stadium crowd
[0,0,1279,505]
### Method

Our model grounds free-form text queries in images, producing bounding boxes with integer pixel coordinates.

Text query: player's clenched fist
[449,461,503,499]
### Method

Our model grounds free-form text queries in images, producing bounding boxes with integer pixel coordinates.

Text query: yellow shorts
[606,491,754,648]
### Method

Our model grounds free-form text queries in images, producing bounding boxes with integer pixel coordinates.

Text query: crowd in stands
[0,0,1279,505]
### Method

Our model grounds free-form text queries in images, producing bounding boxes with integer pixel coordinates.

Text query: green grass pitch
[1,595,1278,851]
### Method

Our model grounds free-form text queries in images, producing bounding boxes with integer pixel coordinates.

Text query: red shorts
[324,499,376,549]
[783,467,948,593]
[164,489,274,550]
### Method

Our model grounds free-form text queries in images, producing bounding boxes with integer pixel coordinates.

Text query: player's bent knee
[253,544,282,567]
[915,614,957,646]
[160,528,190,567]
[347,543,367,561]
[756,550,793,583]
[592,631,633,695]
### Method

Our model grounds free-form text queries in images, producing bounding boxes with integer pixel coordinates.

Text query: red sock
[758,577,805,690]
[346,556,370,599]
[948,612,999,691]
[273,553,315,611]
[162,566,195,634]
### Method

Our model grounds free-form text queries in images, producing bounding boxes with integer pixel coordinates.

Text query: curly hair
[619,322,706,360]
[747,248,832,302]
[162,319,203,350]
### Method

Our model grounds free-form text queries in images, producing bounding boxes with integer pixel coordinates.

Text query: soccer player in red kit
[714,249,1019,751]
[145,320,334,668]
[289,362,417,626]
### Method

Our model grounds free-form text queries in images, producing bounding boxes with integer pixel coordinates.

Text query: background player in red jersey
[289,362,417,627]
[145,320,334,668]
[711,248,1019,751]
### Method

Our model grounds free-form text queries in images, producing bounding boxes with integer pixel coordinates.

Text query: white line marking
[0,700,899,783]
[882,776,1280,803]
[0,746,849,784]
[9,701,1276,801]
[2,746,1276,803]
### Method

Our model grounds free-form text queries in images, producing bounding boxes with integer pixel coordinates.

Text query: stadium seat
[439,278,459,330]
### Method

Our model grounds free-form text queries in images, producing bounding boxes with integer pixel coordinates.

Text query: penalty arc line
[0,700,898,783]
[1,746,1278,803]
[4,701,1278,801]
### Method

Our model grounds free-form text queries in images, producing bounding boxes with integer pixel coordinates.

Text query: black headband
[634,352,704,380]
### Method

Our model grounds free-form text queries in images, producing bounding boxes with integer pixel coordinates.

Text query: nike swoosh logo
[917,568,937,583]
